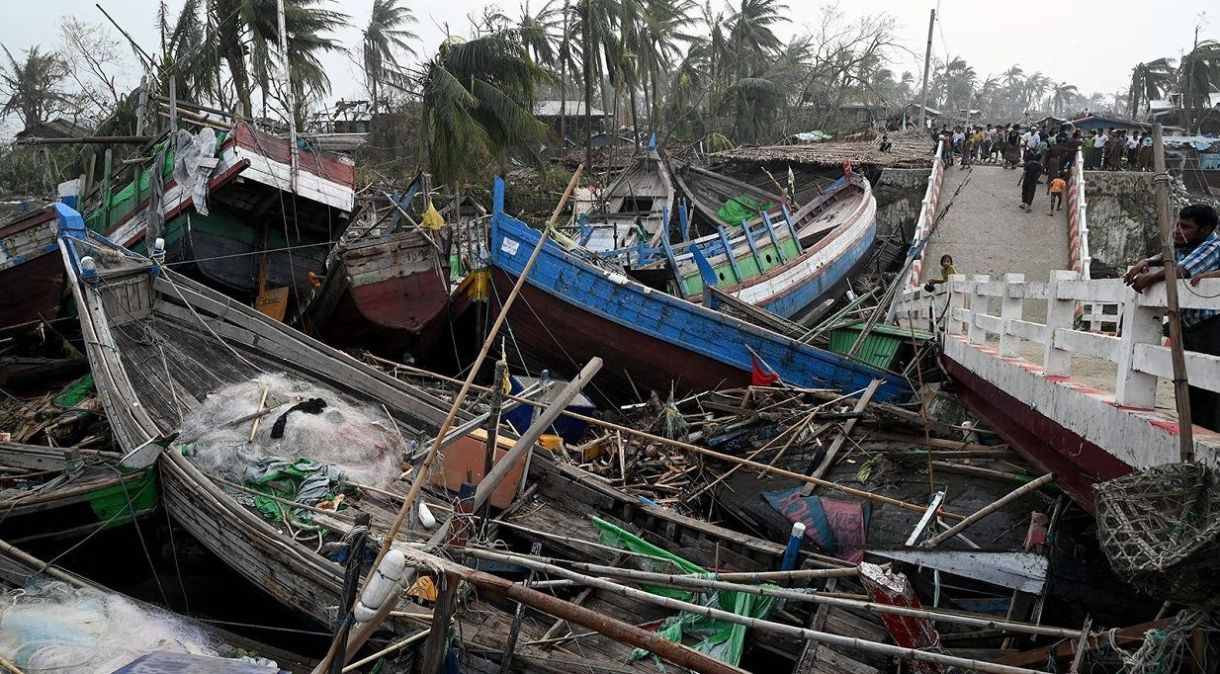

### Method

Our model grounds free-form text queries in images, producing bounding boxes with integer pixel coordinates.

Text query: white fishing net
[0,581,220,673]
[177,373,407,489]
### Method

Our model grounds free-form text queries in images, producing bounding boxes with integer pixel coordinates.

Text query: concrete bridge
[891,146,1220,512]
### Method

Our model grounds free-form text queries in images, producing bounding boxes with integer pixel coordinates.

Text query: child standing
[1048,173,1066,216]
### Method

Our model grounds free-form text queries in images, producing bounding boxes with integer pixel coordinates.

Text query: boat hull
[305,234,450,359]
[488,178,910,402]
[0,205,78,332]
[942,355,1130,512]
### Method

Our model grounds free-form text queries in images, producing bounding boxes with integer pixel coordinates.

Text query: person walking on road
[1047,174,1066,215]
[1019,154,1043,212]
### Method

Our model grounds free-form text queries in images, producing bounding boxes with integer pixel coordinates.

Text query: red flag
[750,353,780,386]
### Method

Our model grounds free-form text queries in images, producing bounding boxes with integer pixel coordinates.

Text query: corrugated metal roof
[534,100,606,117]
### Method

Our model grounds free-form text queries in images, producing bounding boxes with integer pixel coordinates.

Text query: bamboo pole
[341,629,430,673]
[0,653,28,674]
[467,549,1085,640]
[424,548,1051,674]
[1152,123,1194,461]
[0,536,87,588]
[365,356,960,520]
[922,473,1055,548]
[317,166,585,674]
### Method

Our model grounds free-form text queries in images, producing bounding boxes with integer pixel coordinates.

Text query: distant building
[534,100,608,140]
[1067,112,1149,132]
[892,103,941,130]
[14,117,90,140]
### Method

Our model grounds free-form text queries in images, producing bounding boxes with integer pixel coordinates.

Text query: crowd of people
[932,123,1085,215]
[927,122,1160,216]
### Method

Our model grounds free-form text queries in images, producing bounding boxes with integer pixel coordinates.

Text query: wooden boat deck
[63,234,687,672]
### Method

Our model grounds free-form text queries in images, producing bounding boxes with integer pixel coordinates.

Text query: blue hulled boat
[486,177,911,401]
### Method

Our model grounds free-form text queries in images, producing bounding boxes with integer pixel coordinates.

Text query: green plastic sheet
[592,517,775,666]
[715,196,773,227]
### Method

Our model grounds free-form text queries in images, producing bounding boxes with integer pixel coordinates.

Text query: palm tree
[1023,72,1050,112]
[0,46,72,129]
[208,0,348,118]
[727,0,787,81]
[1049,82,1079,116]
[1179,41,1220,133]
[418,34,549,186]
[633,0,696,133]
[362,0,417,113]
[1127,58,1175,118]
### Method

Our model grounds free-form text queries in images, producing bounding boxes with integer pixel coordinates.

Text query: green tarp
[593,517,776,666]
[715,196,773,226]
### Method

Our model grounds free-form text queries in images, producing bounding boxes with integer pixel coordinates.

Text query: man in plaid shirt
[1125,204,1220,429]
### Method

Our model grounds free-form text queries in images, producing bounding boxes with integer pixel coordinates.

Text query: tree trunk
[629,82,640,150]
[560,0,570,143]
[581,0,592,169]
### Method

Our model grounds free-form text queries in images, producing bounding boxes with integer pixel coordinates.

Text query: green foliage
[0,46,72,128]
[362,0,417,111]
[419,34,550,186]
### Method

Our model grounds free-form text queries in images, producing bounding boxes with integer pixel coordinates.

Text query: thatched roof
[710,129,937,169]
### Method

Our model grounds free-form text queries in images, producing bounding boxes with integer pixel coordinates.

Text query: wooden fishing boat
[579,139,674,253]
[303,182,450,360]
[59,224,673,673]
[651,160,878,322]
[85,122,356,302]
[0,203,76,333]
[487,177,909,401]
[0,442,156,545]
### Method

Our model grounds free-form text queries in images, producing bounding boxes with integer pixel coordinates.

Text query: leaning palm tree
[418,33,549,186]
[0,46,72,129]
[1178,41,1220,133]
[362,0,417,113]
[1127,57,1175,118]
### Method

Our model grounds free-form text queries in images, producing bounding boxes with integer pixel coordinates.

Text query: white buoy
[418,502,437,529]
[354,549,407,623]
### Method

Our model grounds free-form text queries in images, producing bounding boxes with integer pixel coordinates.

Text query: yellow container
[538,434,564,452]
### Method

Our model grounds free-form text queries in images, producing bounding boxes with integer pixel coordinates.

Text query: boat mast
[276,0,300,192]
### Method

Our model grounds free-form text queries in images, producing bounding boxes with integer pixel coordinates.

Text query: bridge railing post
[1043,270,1078,377]
[967,274,990,345]
[999,273,1025,358]
[946,274,966,336]
[1115,282,1161,408]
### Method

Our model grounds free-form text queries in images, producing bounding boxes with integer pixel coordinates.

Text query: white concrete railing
[1067,148,1091,279]
[897,139,946,291]
[893,272,1220,409]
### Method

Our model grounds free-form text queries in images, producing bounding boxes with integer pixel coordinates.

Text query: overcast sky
[0,0,1215,115]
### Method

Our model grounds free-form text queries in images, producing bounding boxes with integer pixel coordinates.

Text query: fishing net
[1095,462,1220,606]
[0,581,276,673]
[177,373,409,490]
